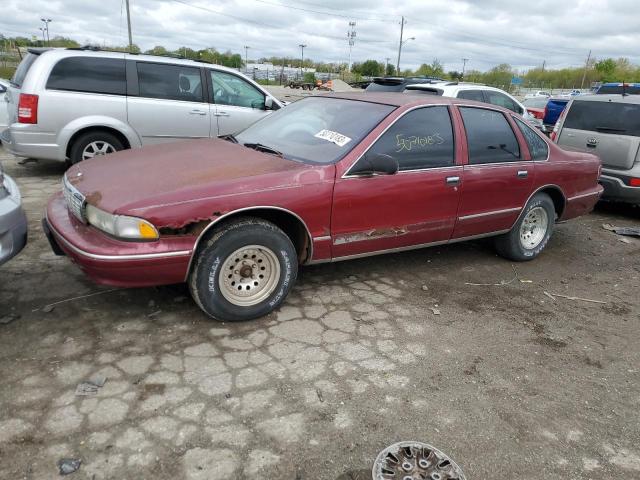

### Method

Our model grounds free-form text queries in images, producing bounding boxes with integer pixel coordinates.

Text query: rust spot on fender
[333,227,408,245]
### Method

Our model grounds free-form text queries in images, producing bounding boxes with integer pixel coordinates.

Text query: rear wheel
[494,193,555,261]
[189,218,298,322]
[69,131,124,164]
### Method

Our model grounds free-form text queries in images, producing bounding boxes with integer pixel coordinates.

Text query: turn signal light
[18,94,38,124]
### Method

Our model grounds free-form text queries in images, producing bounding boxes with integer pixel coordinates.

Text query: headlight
[85,204,159,240]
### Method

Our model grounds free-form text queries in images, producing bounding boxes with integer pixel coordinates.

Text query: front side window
[460,107,521,164]
[457,90,485,102]
[514,118,548,161]
[47,57,126,95]
[484,91,521,114]
[210,70,265,109]
[361,106,455,171]
[235,97,394,165]
[137,62,203,102]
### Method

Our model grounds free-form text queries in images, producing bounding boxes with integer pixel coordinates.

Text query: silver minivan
[1,48,282,164]
[553,94,640,204]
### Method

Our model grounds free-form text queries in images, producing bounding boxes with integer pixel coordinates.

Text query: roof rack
[66,45,212,63]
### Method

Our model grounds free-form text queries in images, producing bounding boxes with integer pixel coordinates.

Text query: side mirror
[264,96,274,110]
[0,85,6,94]
[350,153,399,176]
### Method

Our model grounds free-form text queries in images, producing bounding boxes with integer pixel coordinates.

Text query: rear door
[208,69,273,137]
[127,61,211,145]
[557,99,640,169]
[452,106,534,239]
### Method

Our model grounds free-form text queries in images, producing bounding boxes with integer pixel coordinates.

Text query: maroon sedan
[44,94,603,321]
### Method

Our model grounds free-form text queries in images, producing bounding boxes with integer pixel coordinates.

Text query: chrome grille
[62,175,86,223]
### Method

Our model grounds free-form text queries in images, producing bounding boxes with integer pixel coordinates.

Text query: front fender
[57,116,143,159]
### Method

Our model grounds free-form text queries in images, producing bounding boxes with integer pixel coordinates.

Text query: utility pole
[462,58,468,80]
[580,49,591,89]
[396,16,406,76]
[541,60,546,73]
[347,21,356,72]
[299,43,306,79]
[244,45,250,71]
[125,0,133,52]
[385,57,391,76]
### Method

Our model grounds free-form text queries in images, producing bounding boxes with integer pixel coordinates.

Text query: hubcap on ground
[82,141,116,160]
[519,206,548,249]
[218,245,281,307]
[372,441,466,480]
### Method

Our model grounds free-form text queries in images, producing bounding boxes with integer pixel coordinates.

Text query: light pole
[397,36,415,75]
[40,18,52,45]
[385,57,391,76]
[244,46,250,71]
[38,27,46,46]
[347,21,356,72]
[299,43,307,79]
[462,58,469,81]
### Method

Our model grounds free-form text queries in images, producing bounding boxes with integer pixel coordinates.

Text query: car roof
[572,94,640,104]
[318,91,508,110]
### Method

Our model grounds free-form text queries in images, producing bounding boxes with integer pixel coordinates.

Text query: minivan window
[210,70,265,108]
[137,62,203,102]
[47,57,126,95]
[514,117,548,161]
[460,107,521,164]
[564,100,640,137]
[457,90,485,102]
[11,53,39,88]
[485,91,522,114]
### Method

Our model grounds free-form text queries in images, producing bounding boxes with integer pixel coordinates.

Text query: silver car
[1,48,282,164]
[0,162,27,265]
[553,94,640,204]
[0,79,9,135]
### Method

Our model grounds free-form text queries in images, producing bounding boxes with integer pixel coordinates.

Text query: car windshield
[523,97,549,108]
[235,97,395,164]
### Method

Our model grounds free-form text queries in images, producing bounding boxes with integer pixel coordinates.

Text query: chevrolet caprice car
[44,94,603,321]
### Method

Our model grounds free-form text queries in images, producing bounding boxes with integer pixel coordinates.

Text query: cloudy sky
[1,0,639,72]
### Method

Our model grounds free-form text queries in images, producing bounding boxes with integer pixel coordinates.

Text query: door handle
[189,109,207,116]
[446,176,460,185]
[517,170,528,178]
[214,111,230,117]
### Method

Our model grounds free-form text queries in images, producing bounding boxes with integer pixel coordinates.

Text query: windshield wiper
[219,134,238,143]
[243,142,283,157]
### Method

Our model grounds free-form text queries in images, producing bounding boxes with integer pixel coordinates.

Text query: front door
[331,106,462,259]
[209,70,273,136]
[127,61,211,145]
[452,106,534,239]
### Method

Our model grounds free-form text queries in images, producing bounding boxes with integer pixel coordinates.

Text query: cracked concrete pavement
[0,145,639,479]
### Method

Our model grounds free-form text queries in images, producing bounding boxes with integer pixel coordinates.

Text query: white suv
[1,48,282,164]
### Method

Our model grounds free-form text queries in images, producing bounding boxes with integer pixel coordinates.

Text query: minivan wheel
[69,131,124,164]
[494,193,555,261]
[189,217,298,322]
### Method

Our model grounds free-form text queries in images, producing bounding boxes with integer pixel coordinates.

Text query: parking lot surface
[0,145,639,479]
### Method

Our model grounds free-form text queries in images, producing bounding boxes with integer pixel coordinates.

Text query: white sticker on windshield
[314,129,352,147]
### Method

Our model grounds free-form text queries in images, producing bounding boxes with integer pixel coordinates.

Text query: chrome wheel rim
[218,245,281,307]
[519,206,548,249]
[82,141,116,160]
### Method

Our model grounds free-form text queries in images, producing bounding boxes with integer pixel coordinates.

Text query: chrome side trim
[458,207,521,221]
[184,205,314,279]
[313,235,332,242]
[46,217,192,261]
[309,229,510,264]
[567,190,601,201]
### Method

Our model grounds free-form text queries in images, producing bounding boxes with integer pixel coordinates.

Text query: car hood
[66,139,330,223]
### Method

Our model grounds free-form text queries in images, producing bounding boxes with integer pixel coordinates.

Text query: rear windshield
[564,100,640,137]
[596,85,640,94]
[11,53,38,87]
[404,87,443,96]
[365,82,405,92]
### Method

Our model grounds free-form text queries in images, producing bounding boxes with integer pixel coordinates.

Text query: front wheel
[189,218,298,322]
[494,193,555,261]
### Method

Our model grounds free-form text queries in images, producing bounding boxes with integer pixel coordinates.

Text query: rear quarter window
[46,57,126,95]
[514,118,548,161]
[11,53,38,87]
[564,100,640,137]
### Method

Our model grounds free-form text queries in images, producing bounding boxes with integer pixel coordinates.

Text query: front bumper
[0,174,28,266]
[598,170,640,205]
[45,193,194,287]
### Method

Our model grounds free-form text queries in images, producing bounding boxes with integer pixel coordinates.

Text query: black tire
[494,193,555,261]
[69,131,124,164]
[189,217,298,322]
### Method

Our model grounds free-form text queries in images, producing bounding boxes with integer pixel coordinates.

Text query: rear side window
[137,62,203,102]
[564,100,640,137]
[365,106,455,170]
[11,53,39,87]
[460,107,521,164]
[47,57,126,95]
[596,85,640,95]
[484,91,522,114]
[514,118,548,161]
[457,90,484,102]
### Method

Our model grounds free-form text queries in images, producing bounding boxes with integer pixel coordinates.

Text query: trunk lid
[6,51,42,125]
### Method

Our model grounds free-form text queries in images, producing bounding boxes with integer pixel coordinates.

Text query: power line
[250,0,395,23]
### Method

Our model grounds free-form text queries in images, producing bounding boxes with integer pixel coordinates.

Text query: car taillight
[18,93,38,124]
[630,178,640,187]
